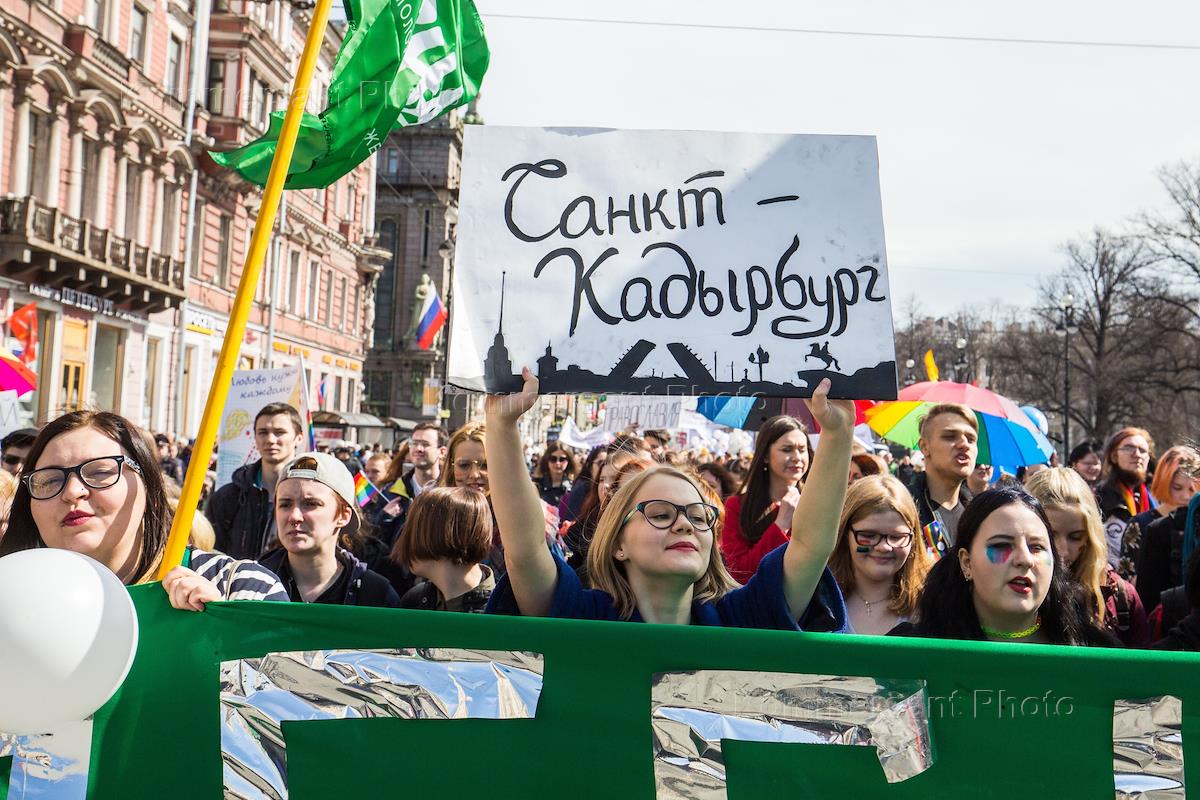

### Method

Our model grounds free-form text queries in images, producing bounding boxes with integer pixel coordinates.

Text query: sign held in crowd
[215,363,311,486]
[601,394,683,432]
[448,126,898,398]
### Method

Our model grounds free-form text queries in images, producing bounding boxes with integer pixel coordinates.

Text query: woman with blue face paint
[893,487,1116,646]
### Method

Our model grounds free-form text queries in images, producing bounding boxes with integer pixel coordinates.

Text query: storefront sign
[28,284,141,323]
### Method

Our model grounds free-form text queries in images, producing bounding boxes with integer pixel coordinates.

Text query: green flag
[210,0,489,189]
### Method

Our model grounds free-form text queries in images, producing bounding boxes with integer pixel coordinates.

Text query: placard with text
[448,127,898,399]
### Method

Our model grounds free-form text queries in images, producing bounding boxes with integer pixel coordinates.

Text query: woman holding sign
[484,368,851,630]
[894,487,1115,645]
[720,416,814,583]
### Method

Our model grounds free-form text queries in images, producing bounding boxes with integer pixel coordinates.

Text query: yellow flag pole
[157,0,334,580]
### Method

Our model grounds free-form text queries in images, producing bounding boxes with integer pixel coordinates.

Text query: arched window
[374,218,397,349]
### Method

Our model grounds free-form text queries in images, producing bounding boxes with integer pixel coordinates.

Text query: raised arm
[484,367,559,616]
[782,378,855,617]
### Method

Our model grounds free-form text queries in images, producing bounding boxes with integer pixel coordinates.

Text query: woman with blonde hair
[439,422,488,492]
[828,475,931,635]
[1025,467,1148,646]
[484,368,852,629]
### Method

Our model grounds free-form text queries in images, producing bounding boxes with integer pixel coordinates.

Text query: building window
[324,269,334,323]
[421,208,432,260]
[334,376,343,411]
[347,184,357,222]
[28,113,46,200]
[144,338,160,427]
[129,6,148,63]
[189,202,205,277]
[345,378,356,411]
[288,251,301,312]
[248,70,267,129]
[123,161,142,240]
[166,36,183,98]
[385,148,399,175]
[159,184,179,256]
[206,60,225,114]
[351,282,360,332]
[88,0,107,36]
[374,219,396,349]
[307,260,319,318]
[91,325,125,412]
[339,275,347,327]
[216,214,232,286]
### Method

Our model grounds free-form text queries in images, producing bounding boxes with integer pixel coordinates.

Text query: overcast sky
[470,0,1200,316]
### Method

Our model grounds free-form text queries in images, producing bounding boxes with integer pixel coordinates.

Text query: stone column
[44,93,64,207]
[8,74,32,196]
[67,103,86,217]
[111,133,129,237]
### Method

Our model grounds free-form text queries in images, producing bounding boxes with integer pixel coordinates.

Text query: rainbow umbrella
[865,382,1054,469]
[0,346,36,397]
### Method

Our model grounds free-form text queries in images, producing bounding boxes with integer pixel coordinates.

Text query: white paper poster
[601,395,683,433]
[215,364,309,487]
[448,127,897,399]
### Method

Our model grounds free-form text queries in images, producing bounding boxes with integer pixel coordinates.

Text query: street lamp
[1054,293,1078,455]
[903,358,916,386]
[953,337,969,383]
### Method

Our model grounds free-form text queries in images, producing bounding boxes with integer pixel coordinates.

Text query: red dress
[720,494,790,584]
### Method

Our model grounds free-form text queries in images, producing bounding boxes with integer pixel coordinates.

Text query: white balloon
[0,549,139,734]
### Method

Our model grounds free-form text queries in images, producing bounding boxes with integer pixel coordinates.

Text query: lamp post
[953,337,969,383]
[903,358,916,386]
[1054,293,1078,454]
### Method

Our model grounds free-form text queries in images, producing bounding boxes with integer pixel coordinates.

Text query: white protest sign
[215,364,308,487]
[0,391,21,440]
[602,395,683,433]
[449,127,897,399]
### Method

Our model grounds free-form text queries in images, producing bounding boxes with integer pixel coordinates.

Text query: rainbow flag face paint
[984,544,1012,565]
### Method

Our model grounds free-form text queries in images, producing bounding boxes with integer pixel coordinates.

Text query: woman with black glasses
[0,411,287,610]
[484,368,854,630]
[827,475,931,635]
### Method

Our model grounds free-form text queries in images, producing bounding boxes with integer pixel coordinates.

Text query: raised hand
[484,366,540,422]
[803,378,855,436]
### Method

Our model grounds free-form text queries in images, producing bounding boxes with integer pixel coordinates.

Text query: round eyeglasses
[621,499,719,531]
[23,455,143,500]
[851,528,914,549]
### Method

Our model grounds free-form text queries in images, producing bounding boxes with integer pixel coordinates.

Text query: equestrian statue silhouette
[804,342,841,372]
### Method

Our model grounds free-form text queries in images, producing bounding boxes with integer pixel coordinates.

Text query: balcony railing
[0,196,184,294]
[93,38,131,78]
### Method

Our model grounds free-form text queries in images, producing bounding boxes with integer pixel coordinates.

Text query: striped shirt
[190,549,289,602]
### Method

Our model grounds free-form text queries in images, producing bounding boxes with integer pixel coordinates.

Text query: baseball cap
[276,452,361,536]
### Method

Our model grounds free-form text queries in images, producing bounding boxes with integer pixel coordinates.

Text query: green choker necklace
[982,615,1042,640]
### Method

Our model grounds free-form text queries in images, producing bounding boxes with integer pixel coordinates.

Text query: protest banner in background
[448,127,898,399]
[0,391,20,441]
[602,394,683,432]
[215,364,310,486]
[1,590,1194,799]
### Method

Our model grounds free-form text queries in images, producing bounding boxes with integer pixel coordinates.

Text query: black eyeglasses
[23,455,143,500]
[851,528,914,548]
[621,500,720,531]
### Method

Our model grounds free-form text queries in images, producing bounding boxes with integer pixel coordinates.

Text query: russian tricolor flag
[416,283,448,350]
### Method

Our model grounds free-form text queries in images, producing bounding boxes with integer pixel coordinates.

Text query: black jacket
[1136,509,1188,614]
[205,460,275,560]
[1151,611,1200,651]
[260,546,400,607]
[906,472,971,553]
[399,566,495,613]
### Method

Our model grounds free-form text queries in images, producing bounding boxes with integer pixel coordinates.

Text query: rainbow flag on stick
[353,470,382,508]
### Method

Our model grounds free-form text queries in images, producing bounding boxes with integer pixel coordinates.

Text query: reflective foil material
[1,721,94,799]
[1113,696,1185,799]
[219,648,544,799]
[651,670,932,799]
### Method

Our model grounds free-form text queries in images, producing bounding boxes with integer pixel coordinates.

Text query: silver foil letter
[220,648,544,799]
[1114,695,1185,799]
[652,670,932,799]
[1,721,94,799]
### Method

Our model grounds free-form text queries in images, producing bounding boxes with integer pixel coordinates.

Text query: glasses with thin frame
[23,455,143,500]
[1117,445,1150,457]
[454,458,487,472]
[851,528,914,549]
[621,499,720,531]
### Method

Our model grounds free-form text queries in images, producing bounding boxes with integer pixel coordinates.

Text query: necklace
[856,592,892,616]
[981,615,1042,640]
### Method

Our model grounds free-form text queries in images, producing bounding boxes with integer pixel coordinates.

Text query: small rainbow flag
[921,519,947,560]
[353,470,382,508]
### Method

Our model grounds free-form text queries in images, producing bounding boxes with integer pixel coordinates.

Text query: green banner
[3,586,1198,798]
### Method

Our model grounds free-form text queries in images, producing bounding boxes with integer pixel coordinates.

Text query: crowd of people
[0,377,1198,652]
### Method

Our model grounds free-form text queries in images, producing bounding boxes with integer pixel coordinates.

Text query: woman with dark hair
[720,415,812,583]
[558,445,608,524]
[1067,441,1103,488]
[893,486,1115,645]
[531,440,577,507]
[697,462,738,500]
[0,411,287,610]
